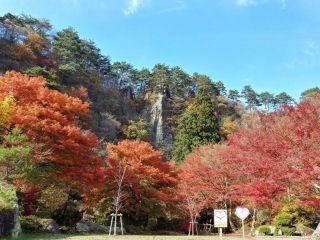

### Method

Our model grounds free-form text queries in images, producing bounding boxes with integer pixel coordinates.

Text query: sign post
[214,209,228,239]
[235,207,250,240]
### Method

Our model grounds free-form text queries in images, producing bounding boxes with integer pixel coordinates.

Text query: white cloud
[235,0,287,8]
[123,0,147,16]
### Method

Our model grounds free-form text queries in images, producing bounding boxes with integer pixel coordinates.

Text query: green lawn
[1,234,311,240]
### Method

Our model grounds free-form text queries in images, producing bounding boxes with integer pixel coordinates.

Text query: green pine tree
[172,83,221,163]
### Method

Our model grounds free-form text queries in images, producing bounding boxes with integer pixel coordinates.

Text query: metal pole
[195,222,198,235]
[109,214,114,236]
[219,227,223,239]
[113,213,117,235]
[120,214,124,235]
[242,219,245,240]
[191,221,194,236]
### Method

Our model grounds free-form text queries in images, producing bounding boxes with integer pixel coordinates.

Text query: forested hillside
[0,13,296,159]
[1,13,319,237]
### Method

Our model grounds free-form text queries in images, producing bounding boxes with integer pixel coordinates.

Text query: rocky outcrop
[11,204,21,238]
[312,223,320,240]
[148,93,173,160]
[76,221,91,232]
[76,220,121,233]
[0,209,14,237]
[21,216,59,234]
[0,205,21,238]
[38,218,59,233]
[0,183,21,238]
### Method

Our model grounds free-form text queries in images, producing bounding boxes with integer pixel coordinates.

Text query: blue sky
[1,0,320,99]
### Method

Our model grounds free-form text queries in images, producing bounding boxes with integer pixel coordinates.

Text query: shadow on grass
[0,234,87,240]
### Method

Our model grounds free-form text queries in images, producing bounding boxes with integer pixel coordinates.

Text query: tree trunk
[114,208,118,235]
[228,200,236,232]
[312,223,320,240]
[250,208,256,236]
[287,186,291,202]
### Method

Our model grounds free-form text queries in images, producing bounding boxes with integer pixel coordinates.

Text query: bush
[152,217,182,231]
[258,225,271,235]
[273,211,297,236]
[280,202,315,226]
[20,216,41,232]
[123,118,148,140]
[256,208,270,225]
[23,66,61,91]
[274,212,293,227]
[281,226,296,236]
[0,185,17,211]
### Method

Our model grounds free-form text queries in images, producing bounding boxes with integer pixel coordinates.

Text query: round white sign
[235,207,250,220]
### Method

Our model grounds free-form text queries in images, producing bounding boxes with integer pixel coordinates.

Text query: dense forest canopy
[0,12,319,237]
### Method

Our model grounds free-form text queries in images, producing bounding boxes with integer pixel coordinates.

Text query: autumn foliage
[0,71,104,191]
[179,100,320,217]
[225,102,320,208]
[104,140,178,217]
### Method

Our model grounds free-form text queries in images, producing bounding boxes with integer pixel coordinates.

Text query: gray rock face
[148,93,173,160]
[88,222,109,232]
[11,204,21,238]
[38,218,59,233]
[312,223,320,240]
[76,221,91,232]
[76,220,111,233]
[0,209,14,237]
[0,204,21,238]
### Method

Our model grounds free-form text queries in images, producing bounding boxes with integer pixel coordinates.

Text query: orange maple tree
[0,71,104,191]
[104,140,178,220]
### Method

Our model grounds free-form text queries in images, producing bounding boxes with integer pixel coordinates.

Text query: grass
[0,234,312,240]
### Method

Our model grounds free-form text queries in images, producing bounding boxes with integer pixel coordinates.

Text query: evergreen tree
[151,64,172,93]
[228,89,240,102]
[259,91,274,111]
[273,92,295,109]
[241,85,260,111]
[214,81,227,96]
[301,87,320,99]
[172,83,221,163]
[53,28,110,86]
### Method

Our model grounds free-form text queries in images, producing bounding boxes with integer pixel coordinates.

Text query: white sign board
[214,209,228,228]
[235,207,250,220]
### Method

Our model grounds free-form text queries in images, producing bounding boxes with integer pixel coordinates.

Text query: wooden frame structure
[108,213,124,235]
[188,220,198,236]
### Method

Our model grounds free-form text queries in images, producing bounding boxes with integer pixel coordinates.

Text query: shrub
[0,185,17,211]
[123,118,148,140]
[274,212,293,227]
[258,225,271,235]
[281,226,296,236]
[281,202,315,226]
[256,208,270,225]
[23,66,60,91]
[20,215,41,232]
[273,211,297,236]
